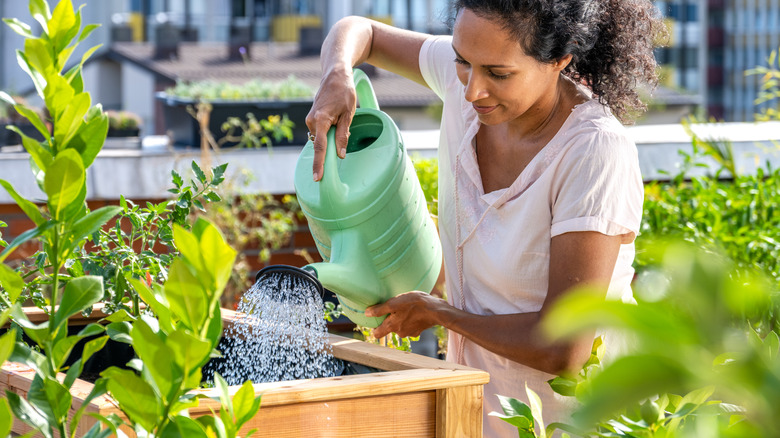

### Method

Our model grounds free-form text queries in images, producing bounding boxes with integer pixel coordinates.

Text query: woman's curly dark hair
[454,0,664,123]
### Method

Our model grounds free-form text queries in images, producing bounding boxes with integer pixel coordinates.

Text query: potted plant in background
[157,76,312,148]
[103,109,142,149]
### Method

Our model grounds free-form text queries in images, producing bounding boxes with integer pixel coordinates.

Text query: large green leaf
[10,305,50,350]
[488,394,534,430]
[68,205,121,246]
[24,37,54,75]
[168,329,211,386]
[48,0,77,53]
[55,92,90,148]
[29,0,51,34]
[0,221,55,264]
[0,397,12,438]
[0,179,44,226]
[0,329,17,365]
[9,126,53,172]
[16,50,47,98]
[165,258,207,331]
[196,220,237,295]
[132,317,181,403]
[160,415,209,438]
[43,377,72,421]
[129,278,173,333]
[172,225,204,275]
[25,375,57,430]
[44,75,75,133]
[3,18,34,38]
[51,335,81,370]
[233,380,262,428]
[5,390,52,438]
[102,367,161,432]
[0,264,24,304]
[13,104,50,140]
[66,106,108,169]
[53,275,103,330]
[44,148,85,220]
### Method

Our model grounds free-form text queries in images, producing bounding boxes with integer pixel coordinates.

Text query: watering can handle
[319,68,377,201]
[353,68,379,110]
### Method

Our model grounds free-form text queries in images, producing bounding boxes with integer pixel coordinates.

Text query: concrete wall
[121,62,157,137]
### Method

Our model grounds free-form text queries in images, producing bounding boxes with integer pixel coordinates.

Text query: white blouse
[419,36,644,437]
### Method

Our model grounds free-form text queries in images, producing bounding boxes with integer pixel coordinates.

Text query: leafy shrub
[165,75,314,101]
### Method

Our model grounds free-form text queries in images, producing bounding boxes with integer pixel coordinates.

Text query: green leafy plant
[105,109,140,131]
[72,161,228,317]
[542,241,779,437]
[194,185,300,309]
[94,217,263,437]
[218,113,294,149]
[0,1,124,436]
[166,75,313,101]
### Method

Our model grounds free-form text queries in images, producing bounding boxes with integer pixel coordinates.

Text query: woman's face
[452,9,566,126]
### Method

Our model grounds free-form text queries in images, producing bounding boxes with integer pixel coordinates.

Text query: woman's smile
[472,103,498,114]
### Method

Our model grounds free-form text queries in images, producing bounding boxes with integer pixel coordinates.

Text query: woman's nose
[463,73,489,102]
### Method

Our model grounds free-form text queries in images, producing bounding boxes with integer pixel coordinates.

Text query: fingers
[310,118,332,181]
[335,115,352,159]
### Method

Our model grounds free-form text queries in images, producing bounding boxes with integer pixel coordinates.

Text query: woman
[306,0,660,435]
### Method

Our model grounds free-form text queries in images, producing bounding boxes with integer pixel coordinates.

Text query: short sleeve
[550,129,643,243]
[419,35,457,100]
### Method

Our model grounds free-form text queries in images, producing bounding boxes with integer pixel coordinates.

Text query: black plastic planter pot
[156,93,313,148]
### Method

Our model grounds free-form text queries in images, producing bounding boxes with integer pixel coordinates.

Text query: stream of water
[216,271,342,385]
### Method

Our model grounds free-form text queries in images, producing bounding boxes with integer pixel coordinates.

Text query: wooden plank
[231,391,436,438]
[5,304,112,327]
[327,334,478,372]
[436,385,484,438]
[191,368,488,409]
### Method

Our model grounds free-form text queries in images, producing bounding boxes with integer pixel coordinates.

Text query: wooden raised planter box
[2,307,489,437]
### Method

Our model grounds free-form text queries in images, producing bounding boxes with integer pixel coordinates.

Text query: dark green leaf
[106,321,133,344]
[211,163,228,185]
[172,170,184,188]
[192,161,207,184]
[5,390,52,438]
[43,377,72,421]
[0,264,25,304]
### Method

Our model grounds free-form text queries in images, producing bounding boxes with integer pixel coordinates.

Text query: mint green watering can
[292,68,442,328]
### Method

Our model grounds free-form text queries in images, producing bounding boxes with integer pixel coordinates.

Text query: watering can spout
[304,229,385,328]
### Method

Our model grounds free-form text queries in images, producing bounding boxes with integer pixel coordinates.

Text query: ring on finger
[307,131,315,142]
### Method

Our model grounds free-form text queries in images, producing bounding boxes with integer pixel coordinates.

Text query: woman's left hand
[365,291,446,339]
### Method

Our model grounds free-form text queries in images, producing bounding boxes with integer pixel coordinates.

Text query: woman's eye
[453,57,469,66]
[489,71,510,80]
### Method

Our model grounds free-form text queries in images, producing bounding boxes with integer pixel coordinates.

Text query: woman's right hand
[305,67,357,181]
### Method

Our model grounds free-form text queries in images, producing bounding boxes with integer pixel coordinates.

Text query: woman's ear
[553,54,574,72]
